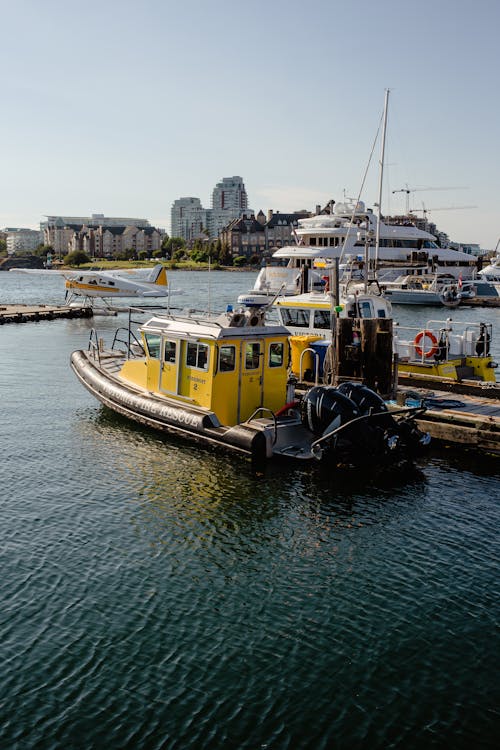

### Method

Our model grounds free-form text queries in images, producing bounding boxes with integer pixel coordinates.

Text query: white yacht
[478,253,500,284]
[252,199,478,295]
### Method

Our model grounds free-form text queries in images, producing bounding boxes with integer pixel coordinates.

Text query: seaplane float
[70,303,430,469]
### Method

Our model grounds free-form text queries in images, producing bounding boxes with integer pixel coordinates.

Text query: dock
[461,296,500,307]
[396,386,500,456]
[0,304,93,324]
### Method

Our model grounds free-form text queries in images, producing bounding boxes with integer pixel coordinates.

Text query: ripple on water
[1,286,499,749]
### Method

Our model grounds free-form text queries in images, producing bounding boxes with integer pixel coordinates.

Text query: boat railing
[299,348,321,385]
[245,407,278,444]
[394,320,492,362]
[88,327,101,364]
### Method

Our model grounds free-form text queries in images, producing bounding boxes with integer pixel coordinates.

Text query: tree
[64,250,91,266]
[233,255,247,267]
[115,247,136,261]
[164,237,186,256]
[0,238,7,257]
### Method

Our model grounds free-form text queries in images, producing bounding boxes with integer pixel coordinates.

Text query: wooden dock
[461,296,500,307]
[396,386,500,456]
[0,304,93,324]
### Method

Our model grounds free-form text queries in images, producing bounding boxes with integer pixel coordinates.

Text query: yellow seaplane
[63,264,181,312]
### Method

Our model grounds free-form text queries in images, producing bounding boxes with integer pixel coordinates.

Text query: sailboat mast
[375,88,389,270]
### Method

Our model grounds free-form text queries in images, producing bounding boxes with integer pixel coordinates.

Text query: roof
[141,313,289,340]
[266,212,309,228]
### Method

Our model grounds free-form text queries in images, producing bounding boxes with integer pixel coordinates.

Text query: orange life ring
[414,330,438,358]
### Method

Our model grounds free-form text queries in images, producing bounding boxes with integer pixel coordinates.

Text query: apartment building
[45,217,161,258]
[171,176,251,242]
[4,228,43,254]
[170,198,208,243]
[220,210,310,260]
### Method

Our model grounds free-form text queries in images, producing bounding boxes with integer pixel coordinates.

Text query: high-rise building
[171,177,251,242]
[208,176,249,239]
[170,198,208,242]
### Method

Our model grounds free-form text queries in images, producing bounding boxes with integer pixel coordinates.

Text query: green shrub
[233,255,247,267]
[64,250,91,266]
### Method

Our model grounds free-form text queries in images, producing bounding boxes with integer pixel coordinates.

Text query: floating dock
[0,304,93,324]
[396,386,500,456]
[461,296,500,308]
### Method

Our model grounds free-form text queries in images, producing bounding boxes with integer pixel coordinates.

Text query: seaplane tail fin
[148,264,168,286]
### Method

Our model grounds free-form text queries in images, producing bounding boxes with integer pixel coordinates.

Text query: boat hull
[70,351,269,460]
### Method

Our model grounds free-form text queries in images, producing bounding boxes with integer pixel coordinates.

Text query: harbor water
[1,270,499,749]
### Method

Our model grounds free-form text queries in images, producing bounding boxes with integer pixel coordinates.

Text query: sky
[1,0,499,249]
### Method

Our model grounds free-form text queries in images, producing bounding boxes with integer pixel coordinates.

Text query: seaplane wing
[64,264,180,299]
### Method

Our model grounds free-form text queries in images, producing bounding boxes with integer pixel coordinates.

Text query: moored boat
[269,291,497,387]
[70,305,428,468]
[379,271,476,307]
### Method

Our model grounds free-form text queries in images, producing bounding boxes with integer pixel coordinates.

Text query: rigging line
[339,109,384,265]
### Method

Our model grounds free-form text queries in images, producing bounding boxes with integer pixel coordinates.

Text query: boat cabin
[119,310,291,426]
[274,292,392,338]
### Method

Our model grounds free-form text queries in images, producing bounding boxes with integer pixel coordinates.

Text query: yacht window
[219,345,235,372]
[310,237,317,246]
[281,308,311,328]
[144,334,161,359]
[245,342,261,370]
[164,340,177,363]
[313,309,331,329]
[268,342,284,368]
[186,342,209,370]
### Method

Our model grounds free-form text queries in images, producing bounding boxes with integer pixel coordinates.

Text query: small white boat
[379,272,476,307]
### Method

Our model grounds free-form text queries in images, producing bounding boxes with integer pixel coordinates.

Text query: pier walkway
[0,304,93,324]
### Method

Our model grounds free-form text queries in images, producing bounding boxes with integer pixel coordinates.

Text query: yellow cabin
[118,310,291,426]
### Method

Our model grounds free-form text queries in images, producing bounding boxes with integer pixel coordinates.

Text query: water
[1,270,499,749]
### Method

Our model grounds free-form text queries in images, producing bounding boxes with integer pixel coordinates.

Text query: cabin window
[280,307,310,328]
[358,301,374,318]
[245,342,261,369]
[164,340,177,363]
[309,237,317,246]
[313,310,330,329]
[144,334,161,359]
[268,342,284,368]
[186,342,209,370]
[219,345,236,372]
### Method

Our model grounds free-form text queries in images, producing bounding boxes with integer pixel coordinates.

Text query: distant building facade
[220,210,310,261]
[170,198,208,243]
[41,214,151,231]
[44,215,162,258]
[171,176,251,243]
[208,176,249,239]
[4,228,43,254]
